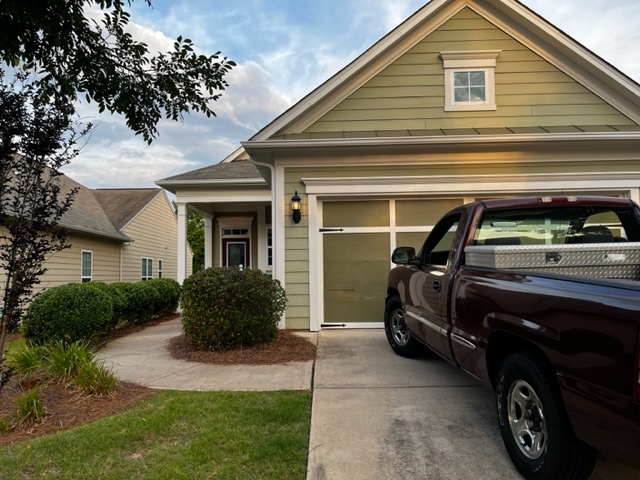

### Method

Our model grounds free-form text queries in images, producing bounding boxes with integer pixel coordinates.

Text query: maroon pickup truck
[385,196,640,480]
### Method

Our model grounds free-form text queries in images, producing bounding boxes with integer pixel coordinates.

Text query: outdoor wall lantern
[291,191,302,224]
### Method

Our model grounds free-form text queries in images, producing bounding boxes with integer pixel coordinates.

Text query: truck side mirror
[391,246,417,265]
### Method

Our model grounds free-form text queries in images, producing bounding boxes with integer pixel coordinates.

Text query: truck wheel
[496,353,596,480]
[384,296,420,358]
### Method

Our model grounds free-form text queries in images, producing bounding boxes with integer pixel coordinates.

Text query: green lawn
[0,390,312,480]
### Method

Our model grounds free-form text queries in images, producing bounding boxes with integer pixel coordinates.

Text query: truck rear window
[473,205,640,246]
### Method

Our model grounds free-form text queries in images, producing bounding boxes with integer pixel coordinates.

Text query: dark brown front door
[222,238,250,268]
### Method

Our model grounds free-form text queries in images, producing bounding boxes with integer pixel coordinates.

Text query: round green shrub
[146,278,181,316]
[106,282,137,325]
[23,283,113,344]
[87,282,122,331]
[129,281,161,323]
[181,267,286,351]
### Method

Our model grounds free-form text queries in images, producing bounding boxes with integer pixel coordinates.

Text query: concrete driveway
[308,329,640,480]
[98,320,640,480]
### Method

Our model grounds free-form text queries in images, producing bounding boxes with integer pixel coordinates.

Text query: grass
[0,389,312,480]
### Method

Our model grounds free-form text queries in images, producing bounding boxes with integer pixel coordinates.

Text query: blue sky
[64,0,640,188]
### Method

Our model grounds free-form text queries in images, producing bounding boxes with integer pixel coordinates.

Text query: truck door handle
[432,280,442,293]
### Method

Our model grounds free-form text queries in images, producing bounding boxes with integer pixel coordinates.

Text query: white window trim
[440,50,501,112]
[81,250,93,283]
[158,259,163,278]
[142,257,153,281]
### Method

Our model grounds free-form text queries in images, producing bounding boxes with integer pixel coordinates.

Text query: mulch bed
[168,330,317,365]
[0,380,155,446]
[0,314,317,446]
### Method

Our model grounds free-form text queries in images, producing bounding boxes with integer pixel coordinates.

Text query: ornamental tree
[0,0,235,143]
[0,72,89,362]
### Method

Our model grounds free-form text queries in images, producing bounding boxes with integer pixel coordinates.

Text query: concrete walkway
[97,318,640,480]
[97,317,314,391]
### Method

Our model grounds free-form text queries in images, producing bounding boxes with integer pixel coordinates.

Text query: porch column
[176,202,187,283]
[204,214,213,269]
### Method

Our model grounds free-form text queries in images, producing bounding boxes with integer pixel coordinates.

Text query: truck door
[404,212,461,359]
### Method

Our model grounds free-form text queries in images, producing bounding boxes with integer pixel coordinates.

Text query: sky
[62,0,640,189]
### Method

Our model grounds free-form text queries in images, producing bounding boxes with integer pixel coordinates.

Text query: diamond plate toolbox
[464,242,640,279]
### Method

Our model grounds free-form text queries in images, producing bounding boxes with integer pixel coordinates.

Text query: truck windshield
[473,205,640,246]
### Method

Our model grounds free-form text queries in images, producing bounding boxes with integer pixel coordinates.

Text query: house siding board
[34,234,120,293]
[121,193,181,282]
[304,7,634,135]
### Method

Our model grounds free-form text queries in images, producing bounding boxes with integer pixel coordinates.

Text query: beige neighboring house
[1,171,191,296]
[158,0,640,331]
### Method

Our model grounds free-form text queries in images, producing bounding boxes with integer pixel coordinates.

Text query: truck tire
[384,296,421,358]
[496,352,596,480]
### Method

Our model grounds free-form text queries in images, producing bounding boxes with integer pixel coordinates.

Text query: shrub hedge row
[181,267,287,351]
[23,278,181,345]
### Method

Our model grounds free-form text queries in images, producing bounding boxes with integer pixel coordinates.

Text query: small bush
[14,388,46,428]
[107,282,137,324]
[146,278,181,316]
[128,281,161,324]
[6,343,48,376]
[74,360,117,395]
[23,283,113,344]
[46,341,95,381]
[0,417,8,433]
[181,267,286,351]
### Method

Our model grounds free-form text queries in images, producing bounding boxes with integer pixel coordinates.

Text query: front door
[223,238,250,268]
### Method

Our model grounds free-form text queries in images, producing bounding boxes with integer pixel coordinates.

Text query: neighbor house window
[440,50,501,111]
[81,250,93,283]
[141,257,153,280]
[158,259,163,278]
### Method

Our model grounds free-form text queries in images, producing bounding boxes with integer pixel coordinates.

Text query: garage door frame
[304,172,640,331]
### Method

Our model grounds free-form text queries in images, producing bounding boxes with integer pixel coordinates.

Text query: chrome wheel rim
[390,308,410,346]
[507,379,547,460]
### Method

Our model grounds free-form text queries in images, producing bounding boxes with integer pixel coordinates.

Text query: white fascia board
[302,172,640,196]
[176,194,272,204]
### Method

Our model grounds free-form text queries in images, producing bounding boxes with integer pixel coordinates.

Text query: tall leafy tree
[0,0,235,143]
[0,72,89,361]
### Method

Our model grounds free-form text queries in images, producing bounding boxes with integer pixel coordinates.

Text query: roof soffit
[248,0,640,143]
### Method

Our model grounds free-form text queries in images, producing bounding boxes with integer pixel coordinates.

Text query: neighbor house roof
[57,174,167,242]
[92,188,161,230]
[57,174,132,242]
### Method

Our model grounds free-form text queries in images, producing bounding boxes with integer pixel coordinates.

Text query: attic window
[440,50,501,111]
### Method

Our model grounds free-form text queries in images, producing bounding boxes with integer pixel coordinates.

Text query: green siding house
[157,0,640,331]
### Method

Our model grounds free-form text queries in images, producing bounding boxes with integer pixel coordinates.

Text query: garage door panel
[324,201,390,227]
[324,233,390,324]
[396,199,463,226]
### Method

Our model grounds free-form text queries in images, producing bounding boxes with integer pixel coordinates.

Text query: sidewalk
[97,317,315,391]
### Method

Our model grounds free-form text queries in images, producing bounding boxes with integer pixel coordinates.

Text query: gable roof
[92,188,161,230]
[246,0,640,142]
[57,174,132,242]
[156,148,267,192]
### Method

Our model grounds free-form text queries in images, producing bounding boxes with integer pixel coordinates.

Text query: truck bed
[464,242,640,280]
